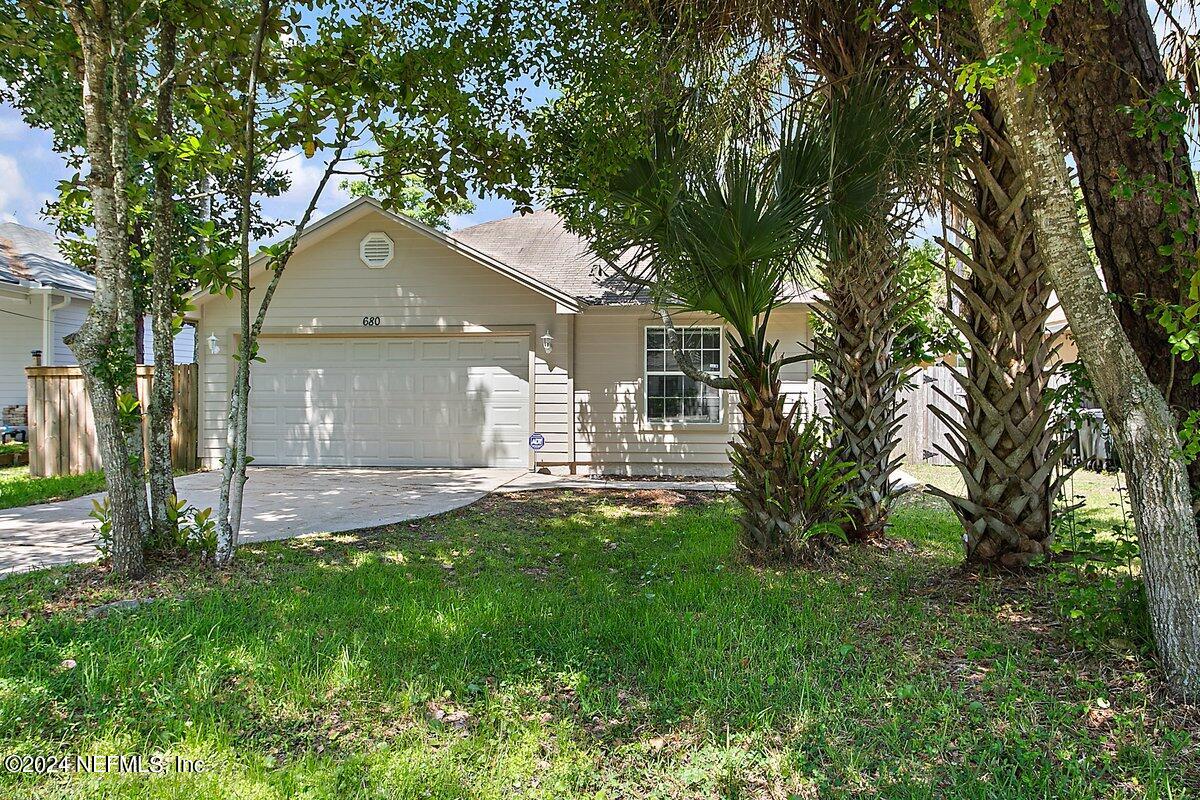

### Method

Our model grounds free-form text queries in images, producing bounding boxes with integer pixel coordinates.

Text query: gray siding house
[0,222,195,409]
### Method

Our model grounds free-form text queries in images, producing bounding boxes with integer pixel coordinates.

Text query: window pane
[644,326,724,424]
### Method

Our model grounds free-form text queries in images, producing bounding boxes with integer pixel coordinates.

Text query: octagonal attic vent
[359,232,394,268]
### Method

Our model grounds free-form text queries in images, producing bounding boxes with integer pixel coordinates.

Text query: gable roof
[190,197,582,311]
[453,210,821,306]
[0,222,96,297]
[452,211,646,305]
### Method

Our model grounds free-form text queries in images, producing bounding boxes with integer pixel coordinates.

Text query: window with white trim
[645,326,723,423]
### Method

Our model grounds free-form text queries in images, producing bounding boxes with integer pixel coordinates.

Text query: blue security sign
[528,433,546,451]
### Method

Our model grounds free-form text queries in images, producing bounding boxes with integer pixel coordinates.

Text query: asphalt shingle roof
[453,210,646,305]
[0,223,95,296]
[453,210,821,307]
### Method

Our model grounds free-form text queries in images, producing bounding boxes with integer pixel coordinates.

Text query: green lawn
[907,463,1132,533]
[0,486,1193,799]
[0,466,106,510]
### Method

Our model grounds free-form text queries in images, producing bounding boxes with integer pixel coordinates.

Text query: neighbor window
[645,326,723,423]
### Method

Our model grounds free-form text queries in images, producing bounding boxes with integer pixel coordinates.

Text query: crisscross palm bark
[727,333,803,558]
[931,92,1071,566]
[812,241,915,541]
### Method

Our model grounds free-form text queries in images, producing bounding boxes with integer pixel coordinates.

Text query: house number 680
[362,316,381,327]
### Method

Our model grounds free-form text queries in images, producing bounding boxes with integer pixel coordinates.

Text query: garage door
[247,335,530,467]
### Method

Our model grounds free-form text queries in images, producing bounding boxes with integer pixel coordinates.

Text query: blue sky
[0,101,521,235]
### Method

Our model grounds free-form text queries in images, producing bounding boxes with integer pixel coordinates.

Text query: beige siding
[196,211,567,467]
[574,305,814,476]
[194,204,817,475]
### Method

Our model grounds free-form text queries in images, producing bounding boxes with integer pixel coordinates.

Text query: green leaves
[115,391,142,431]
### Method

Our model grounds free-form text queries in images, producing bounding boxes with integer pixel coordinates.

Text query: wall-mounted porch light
[207,333,220,355]
[540,329,554,354]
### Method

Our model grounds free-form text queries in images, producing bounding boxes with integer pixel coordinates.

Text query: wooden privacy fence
[896,364,963,468]
[805,364,965,468]
[25,364,198,477]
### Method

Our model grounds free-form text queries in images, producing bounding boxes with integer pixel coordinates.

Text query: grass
[0,442,28,456]
[0,466,106,510]
[908,463,1133,536]
[0,486,1196,799]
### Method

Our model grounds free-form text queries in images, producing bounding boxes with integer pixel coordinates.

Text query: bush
[91,494,217,561]
[1047,486,1152,654]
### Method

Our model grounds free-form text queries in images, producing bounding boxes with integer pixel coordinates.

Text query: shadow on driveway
[0,467,525,576]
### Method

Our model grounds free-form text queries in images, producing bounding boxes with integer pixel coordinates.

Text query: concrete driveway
[0,467,525,575]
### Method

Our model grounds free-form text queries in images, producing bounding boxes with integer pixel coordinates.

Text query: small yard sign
[528,433,545,451]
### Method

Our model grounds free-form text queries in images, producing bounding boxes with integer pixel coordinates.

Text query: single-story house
[190,197,818,475]
[0,222,196,409]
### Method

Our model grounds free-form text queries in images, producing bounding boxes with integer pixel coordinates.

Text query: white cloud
[0,103,69,226]
[263,149,354,227]
[0,152,52,225]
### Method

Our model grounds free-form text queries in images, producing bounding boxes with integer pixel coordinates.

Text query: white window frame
[643,325,725,425]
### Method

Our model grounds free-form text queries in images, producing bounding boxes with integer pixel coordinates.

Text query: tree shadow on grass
[0,490,1194,799]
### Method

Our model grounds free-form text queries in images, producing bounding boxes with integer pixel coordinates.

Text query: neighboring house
[190,197,817,475]
[1046,301,1079,366]
[0,222,196,409]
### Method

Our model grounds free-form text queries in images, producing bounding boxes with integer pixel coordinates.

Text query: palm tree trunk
[968,0,1200,700]
[815,240,911,541]
[931,91,1071,566]
[658,311,827,560]
[727,333,803,559]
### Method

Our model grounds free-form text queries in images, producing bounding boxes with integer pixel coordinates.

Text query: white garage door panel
[248,335,530,467]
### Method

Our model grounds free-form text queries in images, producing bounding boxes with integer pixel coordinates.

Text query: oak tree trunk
[969,0,1200,700]
[1042,0,1200,494]
[61,1,150,577]
[147,13,178,549]
[215,0,270,565]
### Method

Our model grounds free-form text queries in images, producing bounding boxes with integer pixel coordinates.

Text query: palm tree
[550,74,931,557]
[810,70,941,542]
[563,114,855,558]
[930,87,1072,566]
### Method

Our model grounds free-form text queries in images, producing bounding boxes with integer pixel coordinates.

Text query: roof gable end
[190,197,582,311]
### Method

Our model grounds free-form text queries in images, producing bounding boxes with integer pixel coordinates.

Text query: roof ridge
[452,208,558,236]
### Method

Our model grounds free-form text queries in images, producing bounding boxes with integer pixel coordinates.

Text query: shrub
[1047,483,1152,654]
[92,494,217,561]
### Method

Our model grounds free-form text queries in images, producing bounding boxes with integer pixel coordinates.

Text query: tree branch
[655,306,737,390]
